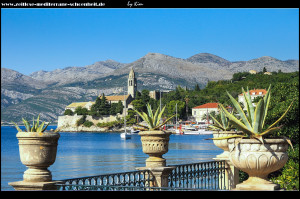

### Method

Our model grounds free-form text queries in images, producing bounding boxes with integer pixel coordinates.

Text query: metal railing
[55,160,227,191]
[168,160,227,190]
[56,184,209,191]
[56,169,153,190]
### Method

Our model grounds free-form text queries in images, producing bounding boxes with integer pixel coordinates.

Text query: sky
[1,8,299,75]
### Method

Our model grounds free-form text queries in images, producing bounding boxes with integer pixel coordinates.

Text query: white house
[238,89,267,110]
[192,103,219,124]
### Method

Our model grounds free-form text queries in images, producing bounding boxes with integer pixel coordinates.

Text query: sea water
[1,126,222,191]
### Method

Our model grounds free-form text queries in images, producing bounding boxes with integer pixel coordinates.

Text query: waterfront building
[64,68,137,112]
[238,88,267,110]
[192,103,219,124]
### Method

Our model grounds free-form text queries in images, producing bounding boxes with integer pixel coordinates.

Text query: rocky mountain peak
[251,56,280,62]
[186,53,231,66]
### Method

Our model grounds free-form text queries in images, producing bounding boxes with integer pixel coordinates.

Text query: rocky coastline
[56,125,130,133]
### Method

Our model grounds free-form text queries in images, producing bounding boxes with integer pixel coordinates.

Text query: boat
[172,103,183,135]
[131,128,140,134]
[184,125,197,131]
[182,124,212,135]
[120,91,131,139]
[183,129,213,135]
[175,129,183,134]
[120,131,131,139]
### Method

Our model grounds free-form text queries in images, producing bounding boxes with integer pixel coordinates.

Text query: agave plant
[12,114,50,133]
[213,85,294,145]
[208,104,234,131]
[133,103,176,131]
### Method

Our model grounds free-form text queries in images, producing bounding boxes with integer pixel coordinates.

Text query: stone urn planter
[16,131,60,182]
[139,131,172,168]
[228,138,289,190]
[213,130,243,159]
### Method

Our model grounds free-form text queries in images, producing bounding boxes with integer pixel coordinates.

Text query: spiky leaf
[226,90,253,131]
[41,122,50,132]
[37,121,45,133]
[242,87,255,126]
[22,118,31,132]
[253,98,264,133]
[12,121,22,132]
[261,85,271,129]
[35,114,40,130]
[219,104,254,136]
[267,100,294,130]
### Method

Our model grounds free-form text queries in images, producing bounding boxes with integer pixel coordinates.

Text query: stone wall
[57,114,123,132]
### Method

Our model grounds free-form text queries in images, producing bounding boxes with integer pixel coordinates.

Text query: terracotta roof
[100,95,129,101]
[193,103,219,109]
[66,102,93,108]
[238,89,267,96]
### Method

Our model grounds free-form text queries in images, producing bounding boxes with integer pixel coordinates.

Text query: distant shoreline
[1,125,58,127]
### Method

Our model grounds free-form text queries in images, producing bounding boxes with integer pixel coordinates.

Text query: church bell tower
[128,68,137,98]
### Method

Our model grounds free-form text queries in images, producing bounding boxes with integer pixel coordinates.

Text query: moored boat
[120,132,131,139]
[183,130,213,135]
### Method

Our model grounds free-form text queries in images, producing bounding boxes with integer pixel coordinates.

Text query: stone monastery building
[65,68,137,112]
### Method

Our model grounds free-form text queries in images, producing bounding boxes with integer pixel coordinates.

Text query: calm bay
[1,126,221,191]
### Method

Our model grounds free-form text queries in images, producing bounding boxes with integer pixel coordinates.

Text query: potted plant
[207,105,243,159]
[134,104,175,168]
[216,85,294,190]
[12,115,60,182]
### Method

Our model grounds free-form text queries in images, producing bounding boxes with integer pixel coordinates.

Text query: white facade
[238,89,267,110]
[192,103,219,124]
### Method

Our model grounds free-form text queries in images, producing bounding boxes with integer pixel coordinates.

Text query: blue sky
[1,8,299,75]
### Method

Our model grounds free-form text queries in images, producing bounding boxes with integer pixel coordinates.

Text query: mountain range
[1,52,299,123]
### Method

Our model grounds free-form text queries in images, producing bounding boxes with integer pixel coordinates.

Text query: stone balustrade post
[9,181,62,191]
[136,166,175,188]
[214,157,239,190]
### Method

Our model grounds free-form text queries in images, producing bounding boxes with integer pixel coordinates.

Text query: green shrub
[96,120,121,128]
[83,120,94,127]
[76,115,86,126]
[271,145,299,190]
[64,109,74,116]
[75,106,88,115]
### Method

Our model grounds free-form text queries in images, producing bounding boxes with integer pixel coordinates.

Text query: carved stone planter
[228,138,289,190]
[16,131,60,182]
[213,131,243,159]
[139,131,171,168]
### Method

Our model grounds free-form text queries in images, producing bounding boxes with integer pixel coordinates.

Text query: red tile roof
[193,103,219,109]
[238,89,267,96]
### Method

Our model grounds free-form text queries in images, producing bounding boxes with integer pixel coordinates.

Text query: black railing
[56,184,208,191]
[55,160,227,191]
[56,169,153,190]
[168,160,227,190]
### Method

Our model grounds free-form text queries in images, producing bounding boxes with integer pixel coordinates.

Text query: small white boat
[175,129,183,134]
[120,132,131,139]
[120,91,131,139]
[184,126,197,131]
[183,129,213,135]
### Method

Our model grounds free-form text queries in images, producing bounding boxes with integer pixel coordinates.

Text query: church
[65,68,137,112]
